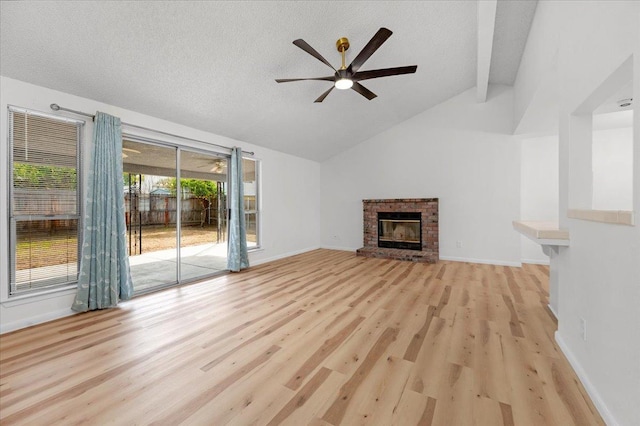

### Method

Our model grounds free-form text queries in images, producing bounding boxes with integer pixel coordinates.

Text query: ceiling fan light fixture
[335,78,353,90]
[276,28,417,102]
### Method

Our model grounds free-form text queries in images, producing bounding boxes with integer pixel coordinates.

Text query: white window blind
[243,158,260,249]
[8,107,83,296]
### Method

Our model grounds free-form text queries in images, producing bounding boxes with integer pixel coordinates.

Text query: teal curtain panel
[72,112,133,312]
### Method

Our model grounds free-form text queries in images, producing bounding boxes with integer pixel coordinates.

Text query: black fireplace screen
[378,212,421,250]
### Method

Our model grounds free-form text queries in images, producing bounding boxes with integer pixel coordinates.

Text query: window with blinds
[8,107,83,296]
[243,158,260,249]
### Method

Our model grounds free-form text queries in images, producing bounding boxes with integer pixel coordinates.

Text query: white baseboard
[320,245,358,252]
[1,307,76,334]
[439,255,521,267]
[555,332,618,426]
[521,258,550,265]
[312,251,522,267]
[250,246,321,266]
[547,303,558,319]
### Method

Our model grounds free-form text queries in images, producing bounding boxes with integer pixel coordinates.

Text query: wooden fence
[126,194,218,227]
[13,190,220,231]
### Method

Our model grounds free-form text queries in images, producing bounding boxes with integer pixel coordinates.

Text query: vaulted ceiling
[0,1,537,161]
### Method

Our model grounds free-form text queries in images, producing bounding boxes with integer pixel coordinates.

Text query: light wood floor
[0,249,603,425]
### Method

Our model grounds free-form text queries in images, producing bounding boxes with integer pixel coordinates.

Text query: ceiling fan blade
[275,76,335,83]
[293,39,336,71]
[314,86,334,103]
[351,82,377,100]
[347,28,393,74]
[353,65,417,81]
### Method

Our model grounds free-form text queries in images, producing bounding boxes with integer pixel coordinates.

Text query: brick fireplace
[356,198,439,263]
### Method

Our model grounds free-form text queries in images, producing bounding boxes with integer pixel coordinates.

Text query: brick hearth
[356,198,439,263]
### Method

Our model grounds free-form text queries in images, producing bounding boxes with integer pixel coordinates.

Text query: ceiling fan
[122,147,141,159]
[210,158,227,173]
[276,27,417,103]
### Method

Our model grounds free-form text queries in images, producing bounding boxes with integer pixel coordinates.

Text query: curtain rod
[49,104,255,156]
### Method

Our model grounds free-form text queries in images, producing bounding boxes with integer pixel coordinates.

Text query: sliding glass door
[122,140,178,291]
[179,150,228,281]
[122,139,229,293]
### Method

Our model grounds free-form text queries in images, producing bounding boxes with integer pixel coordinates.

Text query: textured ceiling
[0,1,537,161]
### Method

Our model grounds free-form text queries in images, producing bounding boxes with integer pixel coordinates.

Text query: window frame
[7,105,85,297]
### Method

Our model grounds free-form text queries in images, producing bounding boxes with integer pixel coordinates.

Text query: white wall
[0,76,321,333]
[320,85,522,266]
[592,125,633,211]
[520,135,559,264]
[518,2,640,425]
[513,2,559,132]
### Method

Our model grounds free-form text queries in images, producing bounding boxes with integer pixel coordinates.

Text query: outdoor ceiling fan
[122,147,141,159]
[210,159,226,173]
[275,27,417,102]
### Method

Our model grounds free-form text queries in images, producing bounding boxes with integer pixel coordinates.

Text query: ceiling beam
[477,0,497,103]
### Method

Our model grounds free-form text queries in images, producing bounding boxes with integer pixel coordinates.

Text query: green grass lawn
[15,224,243,270]
[16,232,78,270]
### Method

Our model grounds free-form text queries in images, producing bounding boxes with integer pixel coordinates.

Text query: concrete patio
[128,242,228,292]
[15,242,231,294]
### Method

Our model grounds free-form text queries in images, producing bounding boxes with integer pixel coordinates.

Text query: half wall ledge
[512,220,570,247]
[513,220,569,320]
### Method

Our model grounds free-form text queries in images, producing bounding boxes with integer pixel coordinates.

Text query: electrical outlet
[580,317,587,341]
[456,241,462,248]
